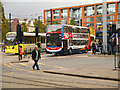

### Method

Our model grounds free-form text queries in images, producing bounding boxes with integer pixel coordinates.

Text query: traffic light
[112,24,116,33]
[16,24,24,43]
[16,24,21,41]
[35,27,38,37]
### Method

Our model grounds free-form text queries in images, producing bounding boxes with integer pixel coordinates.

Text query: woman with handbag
[19,46,23,60]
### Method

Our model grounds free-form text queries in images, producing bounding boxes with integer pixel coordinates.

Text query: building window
[117,15,120,20]
[84,6,95,16]
[69,7,82,19]
[61,20,67,24]
[107,15,114,20]
[107,3,115,14]
[61,9,67,18]
[53,10,59,19]
[96,17,102,21]
[96,5,102,15]
[73,8,79,18]
[45,11,51,20]
[118,2,120,13]
[78,7,82,19]
[86,17,94,22]
[86,23,94,27]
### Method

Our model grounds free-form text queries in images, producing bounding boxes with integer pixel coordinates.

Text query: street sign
[116,21,120,30]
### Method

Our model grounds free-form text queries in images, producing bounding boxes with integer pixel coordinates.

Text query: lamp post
[102,0,107,54]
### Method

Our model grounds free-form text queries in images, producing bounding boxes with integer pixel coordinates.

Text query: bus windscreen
[46,33,62,47]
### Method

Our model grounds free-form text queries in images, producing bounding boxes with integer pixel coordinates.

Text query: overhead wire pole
[38,16,42,48]
[102,0,107,54]
[50,9,52,25]
[9,13,11,32]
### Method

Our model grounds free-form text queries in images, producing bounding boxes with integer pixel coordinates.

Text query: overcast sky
[1,0,119,20]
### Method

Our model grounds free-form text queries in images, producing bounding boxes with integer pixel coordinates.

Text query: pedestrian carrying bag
[20,52,23,55]
[20,49,23,55]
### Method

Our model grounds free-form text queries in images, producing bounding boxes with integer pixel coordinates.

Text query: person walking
[98,40,103,54]
[32,46,41,70]
[19,46,23,60]
[111,38,116,55]
[92,41,96,55]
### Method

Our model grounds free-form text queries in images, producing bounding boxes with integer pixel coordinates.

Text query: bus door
[63,40,67,53]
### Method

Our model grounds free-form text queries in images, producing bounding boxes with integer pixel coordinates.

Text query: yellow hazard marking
[4,63,34,72]
[54,66,64,69]
[38,63,45,65]
[5,72,14,75]
[4,62,64,72]
[18,63,27,66]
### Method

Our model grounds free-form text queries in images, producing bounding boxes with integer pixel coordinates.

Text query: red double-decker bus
[46,25,91,55]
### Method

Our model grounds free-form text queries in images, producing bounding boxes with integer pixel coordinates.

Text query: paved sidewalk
[8,51,120,81]
[44,68,119,81]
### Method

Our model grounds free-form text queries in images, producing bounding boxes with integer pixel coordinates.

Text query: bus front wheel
[69,49,72,55]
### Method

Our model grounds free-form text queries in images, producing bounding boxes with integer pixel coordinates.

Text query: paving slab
[44,68,119,81]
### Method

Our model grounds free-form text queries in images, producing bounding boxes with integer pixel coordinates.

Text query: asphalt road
[1,52,119,88]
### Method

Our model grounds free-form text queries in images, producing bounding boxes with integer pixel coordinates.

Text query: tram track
[2,74,78,88]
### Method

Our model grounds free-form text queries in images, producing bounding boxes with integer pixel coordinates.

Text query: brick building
[44,1,120,35]
[11,18,19,32]
[11,19,35,32]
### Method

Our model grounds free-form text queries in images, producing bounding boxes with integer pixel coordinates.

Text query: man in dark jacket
[32,46,41,70]
[92,41,96,55]
[111,38,116,55]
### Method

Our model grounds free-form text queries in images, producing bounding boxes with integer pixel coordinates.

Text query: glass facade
[117,15,120,20]
[45,11,51,20]
[61,9,67,18]
[118,2,120,13]
[96,5,102,15]
[53,10,59,19]
[69,8,82,19]
[96,17,102,21]
[61,20,67,24]
[84,6,95,16]
[86,17,94,22]
[107,15,114,20]
[107,3,115,14]
[45,1,118,34]
[79,7,82,18]
[73,8,82,18]
[73,9,78,18]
